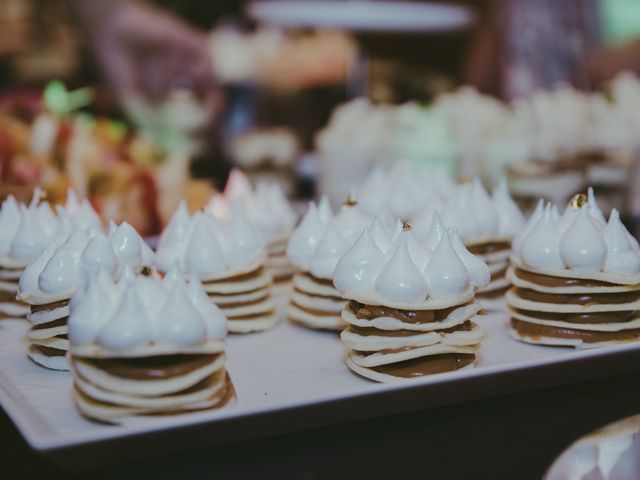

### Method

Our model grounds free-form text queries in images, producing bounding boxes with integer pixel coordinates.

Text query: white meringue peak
[374,233,429,303]
[331,203,371,244]
[519,203,564,269]
[208,169,297,245]
[317,195,333,224]
[109,221,149,268]
[368,214,393,253]
[309,223,350,279]
[603,209,640,275]
[333,227,387,293]
[560,206,607,270]
[493,177,525,238]
[424,211,447,251]
[184,212,227,278]
[442,179,524,243]
[224,211,264,269]
[470,179,499,238]
[286,202,326,270]
[587,187,607,227]
[513,199,544,253]
[449,228,490,289]
[424,231,470,299]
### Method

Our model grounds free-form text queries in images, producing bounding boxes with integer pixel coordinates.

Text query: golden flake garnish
[570,193,587,210]
[402,221,412,231]
[342,195,358,207]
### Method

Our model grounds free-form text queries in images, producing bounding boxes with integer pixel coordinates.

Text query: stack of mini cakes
[286,197,369,330]
[0,192,57,322]
[68,268,232,424]
[508,191,640,348]
[436,179,525,310]
[17,221,153,370]
[156,202,276,333]
[334,219,489,383]
[208,169,298,282]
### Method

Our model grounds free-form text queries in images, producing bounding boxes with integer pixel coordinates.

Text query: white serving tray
[2,299,640,472]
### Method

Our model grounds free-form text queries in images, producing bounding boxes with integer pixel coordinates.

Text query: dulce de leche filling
[514,268,625,289]
[513,288,640,305]
[349,320,474,338]
[85,353,220,380]
[513,308,637,324]
[31,299,70,314]
[0,289,19,303]
[511,319,640,343]
[371,353,475,378]
[33,344,67,357]
[467,241,511,256]
[301,272,335,287]
[349,300,474,324]
[203,267,265,285]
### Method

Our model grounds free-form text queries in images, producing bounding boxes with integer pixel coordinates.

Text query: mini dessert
[334,219,489,383]
[0,187,106,324]
[208,169,298,282]
[156,202,276,333]
[286,197,369,330]
[507,191,640,348]
[0,191,57,322]
[68,268,233,424]
[17,221,153,370]
[436,179,525,310]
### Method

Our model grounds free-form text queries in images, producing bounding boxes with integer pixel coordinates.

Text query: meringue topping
[449,228,490,288]
[333,227,386,293]
[519,204,564,269]
[309,223,350,279]
[95,285,153,351]
[560,206,607,270]
[156,205,265,279]
[286,202,329,270]
[493,177,525,238]
[69,269,227,350]
[603,209,640,275]
[333,208,491,304]
[374,233,429,303]
[515,189,640,275]
[424,231,470,299]
[18,221,151,300]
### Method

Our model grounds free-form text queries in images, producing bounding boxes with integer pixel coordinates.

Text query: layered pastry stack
[68,268,233,424]
[437,179,525,310]
[17,221,153,370]
[508,191,640,348]
[208,168,298,282]
[334,219,489,383]
[156,202,277,333]
[0,189,103,323]
[286,197,369,330]
[0,192,57,322]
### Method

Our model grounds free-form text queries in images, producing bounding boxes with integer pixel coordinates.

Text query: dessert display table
[2,302,640,471]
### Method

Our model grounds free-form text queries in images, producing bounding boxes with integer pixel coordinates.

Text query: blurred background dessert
[2,0,640,234]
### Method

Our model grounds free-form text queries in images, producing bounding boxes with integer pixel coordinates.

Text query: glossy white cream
[516,191,640,275]
[69,270,227,350]
[156,204,265,279]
